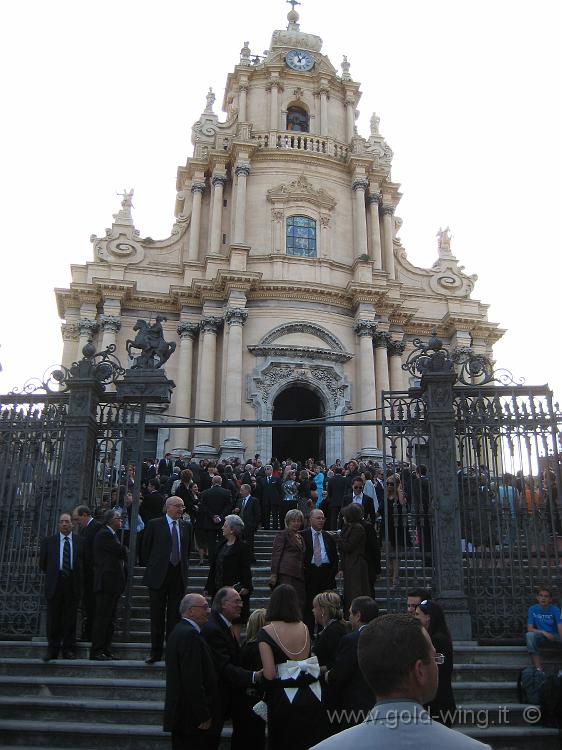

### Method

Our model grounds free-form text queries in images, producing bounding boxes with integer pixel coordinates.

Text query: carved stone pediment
[248,344,351,364]
[267,174,336,210]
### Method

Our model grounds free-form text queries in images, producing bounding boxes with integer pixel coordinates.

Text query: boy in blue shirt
[526,586,562,670]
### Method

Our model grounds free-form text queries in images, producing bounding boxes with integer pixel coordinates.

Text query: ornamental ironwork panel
[455,385,562,640]
[0,397,67,635]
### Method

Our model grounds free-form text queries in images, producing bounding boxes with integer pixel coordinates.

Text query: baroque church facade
[55,9,502,464]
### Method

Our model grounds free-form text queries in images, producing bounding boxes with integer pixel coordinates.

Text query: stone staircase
[0,529,560,750]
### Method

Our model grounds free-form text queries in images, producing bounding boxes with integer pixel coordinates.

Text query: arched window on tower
[286,216,316,257]
[286,106,309,132]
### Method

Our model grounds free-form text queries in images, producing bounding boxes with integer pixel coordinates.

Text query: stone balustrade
[253,131,349,160]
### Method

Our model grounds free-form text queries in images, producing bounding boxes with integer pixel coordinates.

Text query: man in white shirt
[312,614,490,750]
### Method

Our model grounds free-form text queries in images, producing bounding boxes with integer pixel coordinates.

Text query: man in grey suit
[311,613,490,750]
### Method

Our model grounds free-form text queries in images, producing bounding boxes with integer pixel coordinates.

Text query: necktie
[313,531,322,567]
[62,536,71,575]
[170,521,180,566]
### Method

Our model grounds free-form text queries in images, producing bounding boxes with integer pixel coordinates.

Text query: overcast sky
[0,0,560,401]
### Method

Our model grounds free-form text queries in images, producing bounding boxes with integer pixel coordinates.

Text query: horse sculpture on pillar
[126,316,176,369]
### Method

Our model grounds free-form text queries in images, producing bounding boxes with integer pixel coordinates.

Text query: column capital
[354,319,377,338]
[238,83,249,93]
[177,321,199,339]
[191,181,206,195]
[100,315,121,333]
[77,319,99,338]
[374,331,391,348]
[235,164,251,178]
[211,174,228,188]
[62,322,79,342]
[200,316,224,334]
[367,192,381,206]
[381,203,395,216]
[225,308,248,327]
[388,339,406,356]
[352,178,369,192]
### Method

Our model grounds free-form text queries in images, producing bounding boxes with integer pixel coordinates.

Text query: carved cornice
[248,344,352,363]
[247,282,350,309]
[354,320,377,338]
[100,315,121,333]
[200,316,224,334]
[94,280,136,301]
[260,322,346,352]
[127,293,178,313]
[177,322,199,339]
[225,308,248,327]
[70,284,101,306]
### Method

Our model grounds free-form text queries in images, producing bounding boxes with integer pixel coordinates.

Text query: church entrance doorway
[272,386,325,463]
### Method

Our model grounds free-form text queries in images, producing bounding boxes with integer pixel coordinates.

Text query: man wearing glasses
[143,496,192,664]
[311,614,490,749]
[164,594,221,749]
[343,477,377,524]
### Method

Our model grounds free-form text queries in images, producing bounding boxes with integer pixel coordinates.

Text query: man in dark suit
[325,596,379,730]
[256,464,283,529]
[143,496,192,664]
[412,464,432,563]
[301,508,339,633]
[326,467,347,529]
[72,505,102,641]
[342,477,377,524]
[201,587,261,750]
[199,476,233,561]
[158,452,175,478]
[39,512,82,661]
[90,508,128,660]
[164,593,222,750]
[141,478,165,523]
[234,483,261,563]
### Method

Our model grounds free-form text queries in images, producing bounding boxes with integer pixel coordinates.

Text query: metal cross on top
[287,0,301,10]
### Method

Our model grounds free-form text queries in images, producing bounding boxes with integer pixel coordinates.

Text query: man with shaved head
[143,496,192,664]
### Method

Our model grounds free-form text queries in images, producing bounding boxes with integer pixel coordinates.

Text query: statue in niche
[126,316,176,369]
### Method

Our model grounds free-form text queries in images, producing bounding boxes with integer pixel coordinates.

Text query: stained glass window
[286,216,316,258]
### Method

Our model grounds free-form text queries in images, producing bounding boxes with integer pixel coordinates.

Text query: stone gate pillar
[421,360,472,639]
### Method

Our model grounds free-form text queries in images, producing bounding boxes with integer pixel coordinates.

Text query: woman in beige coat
[336,503,371,614]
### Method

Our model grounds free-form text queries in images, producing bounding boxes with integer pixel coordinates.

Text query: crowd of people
[39,450,561,749]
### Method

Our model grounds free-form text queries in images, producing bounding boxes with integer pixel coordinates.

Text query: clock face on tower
[285,49,315,72]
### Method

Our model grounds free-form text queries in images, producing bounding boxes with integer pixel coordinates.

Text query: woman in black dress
[415,599,456,725]
[311,591,348,671]
[257,585,329,750]
[205,514,252,640]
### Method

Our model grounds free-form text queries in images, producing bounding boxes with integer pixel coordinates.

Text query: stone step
[0,720,173,749]
[0,696,164,726]
[0,675,164,701]
[455,725,561,750]
[0,658,164,680]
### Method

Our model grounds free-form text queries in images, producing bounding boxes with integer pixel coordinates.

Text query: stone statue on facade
[126,316,176,369]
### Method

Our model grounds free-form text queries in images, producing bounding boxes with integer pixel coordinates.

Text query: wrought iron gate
[382,335,562,639]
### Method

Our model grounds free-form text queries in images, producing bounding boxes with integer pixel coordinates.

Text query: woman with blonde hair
[239,608,268,750]
[270,509,306,610]
[311,591,348,670]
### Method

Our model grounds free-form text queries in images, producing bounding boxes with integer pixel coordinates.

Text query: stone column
[220,308,248,459]
[61,323,79,369]
[381,203,396,277]
[354,320,378,456]
[188,182,205,261]
[193,317,223,455]
[345,97,355,142]
[238,83,248,122]
[233,165,250,244]
[367,192,382,268]
[319,87,329,135]
[76,319,98,360]
[272,209,284,253]
[100,315,121,351]
[388,339,406,391]
[270,81,280,130]
[209,175,227,254]
[352,179,369,258]
[174,322,199,451]
[374,332,390,448]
